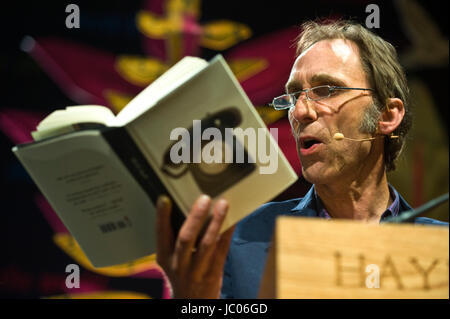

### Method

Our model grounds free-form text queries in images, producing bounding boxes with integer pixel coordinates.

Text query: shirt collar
[381,185,400,220]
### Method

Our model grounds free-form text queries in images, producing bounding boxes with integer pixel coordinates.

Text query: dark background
[0,0,448,298]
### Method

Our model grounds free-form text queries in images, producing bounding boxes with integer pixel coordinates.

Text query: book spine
[101,126,185,234]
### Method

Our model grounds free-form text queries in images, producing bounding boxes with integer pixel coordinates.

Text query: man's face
[287,39,378,185]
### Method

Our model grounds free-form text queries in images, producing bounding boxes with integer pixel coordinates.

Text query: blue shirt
[221,185,448,299]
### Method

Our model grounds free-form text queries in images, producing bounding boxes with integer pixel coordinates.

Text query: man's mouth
[300,137,323,149]
[299,136,324,155]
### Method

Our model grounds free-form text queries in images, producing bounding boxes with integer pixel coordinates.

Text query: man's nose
[290,93,318,124]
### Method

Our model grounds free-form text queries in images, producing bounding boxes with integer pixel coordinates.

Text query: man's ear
[378,98,405,135]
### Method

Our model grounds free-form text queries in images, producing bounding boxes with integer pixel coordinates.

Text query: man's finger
[174,195,211,269]
[208,224,236,279]
[192,199,229,279]
[156,195,174,268]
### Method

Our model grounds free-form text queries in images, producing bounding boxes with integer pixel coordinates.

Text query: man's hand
[156,194,235,298]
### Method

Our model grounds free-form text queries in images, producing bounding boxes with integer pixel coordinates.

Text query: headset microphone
[333,132,398,142]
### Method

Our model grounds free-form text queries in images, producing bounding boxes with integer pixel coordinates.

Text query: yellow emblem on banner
[115,55,168,87]
[228,58,268,83]
[53,233,161,277]
[136,0,252,61]
[136,0,201,39]
[136,10,180,39]
[166,0,201,17]
[201,21,252,51]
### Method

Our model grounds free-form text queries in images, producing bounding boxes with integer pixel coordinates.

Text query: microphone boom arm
[383,192,449,223]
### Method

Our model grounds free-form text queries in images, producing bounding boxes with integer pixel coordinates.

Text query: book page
[33,105,115,141]
[13,130,156,267]
[112,56,208,126]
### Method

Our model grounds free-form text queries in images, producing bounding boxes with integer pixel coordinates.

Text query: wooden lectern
[259,217,449,298]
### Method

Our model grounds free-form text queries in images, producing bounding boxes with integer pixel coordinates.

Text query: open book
[12,55,297,267]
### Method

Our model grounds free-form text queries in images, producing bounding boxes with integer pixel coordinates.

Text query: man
[155,20,448,299]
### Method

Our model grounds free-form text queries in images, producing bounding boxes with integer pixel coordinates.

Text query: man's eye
[312,86,330,97]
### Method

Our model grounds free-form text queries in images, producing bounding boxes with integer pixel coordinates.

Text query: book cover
[12,55,297,267]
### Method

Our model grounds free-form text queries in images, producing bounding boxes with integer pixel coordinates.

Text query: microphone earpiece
[333,133,376,142]
[333,132,399,142]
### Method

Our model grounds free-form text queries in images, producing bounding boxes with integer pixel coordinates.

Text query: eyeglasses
[271,85,375,110]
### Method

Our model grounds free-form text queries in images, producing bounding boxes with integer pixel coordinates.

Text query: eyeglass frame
[271,85,375,110]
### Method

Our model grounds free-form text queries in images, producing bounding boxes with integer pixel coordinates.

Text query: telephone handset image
[161,107,255,197]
